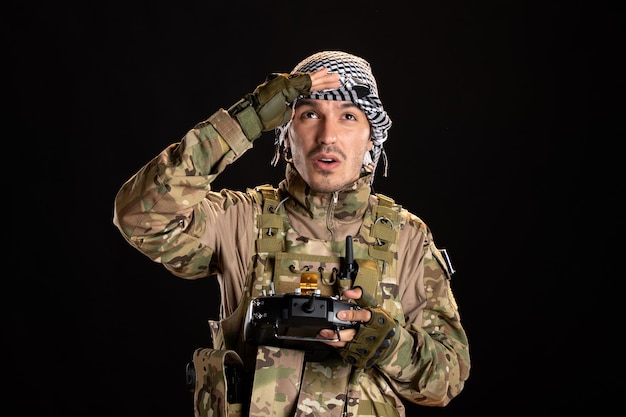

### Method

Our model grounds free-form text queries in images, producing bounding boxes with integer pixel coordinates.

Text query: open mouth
[313,156,340,170]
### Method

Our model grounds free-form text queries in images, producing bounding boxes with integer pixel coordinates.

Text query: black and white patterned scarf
[274,51,392,182]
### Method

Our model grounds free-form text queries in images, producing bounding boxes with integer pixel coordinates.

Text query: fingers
[337,307,371,324]
[317,303,371,347]
[309,67,340,92]
[344,286,378,308]
[337,287,372,322]
[341,287,363,300]
[318,328,356,348]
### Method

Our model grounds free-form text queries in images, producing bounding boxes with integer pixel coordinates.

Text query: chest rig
[250,184,404,323]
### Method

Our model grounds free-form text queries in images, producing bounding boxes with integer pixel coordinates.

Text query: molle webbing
[254,185,285,253]
[368,193,400,265]
[251,188,401,302]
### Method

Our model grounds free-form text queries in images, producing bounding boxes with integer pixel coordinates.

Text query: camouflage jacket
[113,109,470,416]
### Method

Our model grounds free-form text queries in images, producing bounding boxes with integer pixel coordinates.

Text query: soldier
[113,50,470,417]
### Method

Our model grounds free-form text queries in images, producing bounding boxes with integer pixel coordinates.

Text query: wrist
[228,98,262,141]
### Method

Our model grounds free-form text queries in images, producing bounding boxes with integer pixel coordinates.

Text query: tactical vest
[192,185,407,417]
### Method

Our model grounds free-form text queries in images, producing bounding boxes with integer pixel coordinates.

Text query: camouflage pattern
[271,167,406,326]
[295,356,351,417]
[241,167,469,415]
[113,109,251,281]
[113,107,471,417]
[249,347,306,417]
[192,348,245,417]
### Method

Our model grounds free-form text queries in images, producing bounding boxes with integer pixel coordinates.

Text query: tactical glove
[228,72,312,140]
[339,287,400,369]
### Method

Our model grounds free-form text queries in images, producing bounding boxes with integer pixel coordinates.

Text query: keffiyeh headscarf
[273,51,392,182]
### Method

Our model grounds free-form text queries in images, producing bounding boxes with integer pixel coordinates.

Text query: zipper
[326,191,339,240]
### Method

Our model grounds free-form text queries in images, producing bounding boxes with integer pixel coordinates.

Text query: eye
[342,113,357,121]
[302,110,319,119]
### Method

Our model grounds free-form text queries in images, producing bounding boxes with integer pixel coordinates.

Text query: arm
[378,220,470,406]
[323,218,470,406]
[112,68,340,278]
[112,111,253,279]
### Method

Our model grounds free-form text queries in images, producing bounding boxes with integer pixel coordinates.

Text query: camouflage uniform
[114,108,471,416]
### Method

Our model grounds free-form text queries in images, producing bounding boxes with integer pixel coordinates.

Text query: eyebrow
[295,99,359,110]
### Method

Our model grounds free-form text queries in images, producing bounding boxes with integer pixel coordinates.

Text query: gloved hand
[228,72,312,139]
[338,287,400,369]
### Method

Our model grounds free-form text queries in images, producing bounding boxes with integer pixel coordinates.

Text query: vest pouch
[191,348,247,417]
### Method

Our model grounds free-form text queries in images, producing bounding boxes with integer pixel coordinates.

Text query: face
[285,99,373,193]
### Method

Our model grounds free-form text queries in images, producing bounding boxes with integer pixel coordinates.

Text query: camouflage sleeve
[113,109,254,279]
[376,221,471,407]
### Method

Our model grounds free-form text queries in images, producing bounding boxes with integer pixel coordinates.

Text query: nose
[317,118,339,145]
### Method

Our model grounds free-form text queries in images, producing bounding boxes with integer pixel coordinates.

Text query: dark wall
[6,1,619,415]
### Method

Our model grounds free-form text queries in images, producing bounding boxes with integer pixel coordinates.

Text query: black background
[6,0,621,415]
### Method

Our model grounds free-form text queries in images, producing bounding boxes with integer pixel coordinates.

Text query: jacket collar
[278,164,372,222]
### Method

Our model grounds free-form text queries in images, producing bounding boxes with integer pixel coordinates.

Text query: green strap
[208,109,253,155]
[231,102,262,141]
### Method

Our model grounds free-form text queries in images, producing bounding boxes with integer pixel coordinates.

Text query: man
[113,50,470,417]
